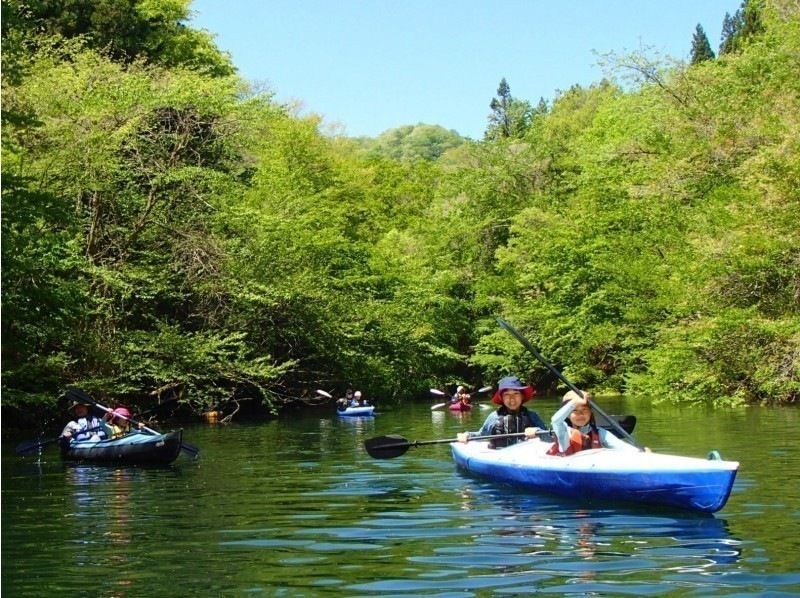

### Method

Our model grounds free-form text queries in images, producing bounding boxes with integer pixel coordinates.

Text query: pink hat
[112,407,132,421]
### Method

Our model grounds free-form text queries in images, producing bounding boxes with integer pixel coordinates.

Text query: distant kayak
[337,405,375,417]
[451,438,738,513]
[448,401,472,412]
[61,430,183,466]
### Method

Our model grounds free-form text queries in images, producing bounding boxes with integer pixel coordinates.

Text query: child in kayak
[456,376,546,448]
[104,407,140,439]
[549,390,640,455]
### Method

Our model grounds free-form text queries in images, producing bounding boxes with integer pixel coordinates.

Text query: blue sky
[189,0,742,139]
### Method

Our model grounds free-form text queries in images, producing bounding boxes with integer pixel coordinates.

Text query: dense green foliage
[2,0,797,426]
[356,124,467,161]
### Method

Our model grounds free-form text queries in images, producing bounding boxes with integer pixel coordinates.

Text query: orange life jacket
[547,427,602,456]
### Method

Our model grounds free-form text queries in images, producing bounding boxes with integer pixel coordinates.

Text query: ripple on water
[4,403,800,596]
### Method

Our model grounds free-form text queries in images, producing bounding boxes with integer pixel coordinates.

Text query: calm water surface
[3,397,800,596]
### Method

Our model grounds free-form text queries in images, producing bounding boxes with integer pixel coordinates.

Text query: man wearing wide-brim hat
[59,397,107,449]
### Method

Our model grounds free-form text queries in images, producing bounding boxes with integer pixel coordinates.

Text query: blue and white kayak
[337,405,375,417]
[61,430,183,465]
[451,438,738,513]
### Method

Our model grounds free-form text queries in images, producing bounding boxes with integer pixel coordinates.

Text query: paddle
[316,389,333,399]
[496,317,644,451]
[64,387,200,458]
[15,425,106,456]
[472,385,493,410]
[601,414,637,437]
[364,430,554,459]
[429,389,448,410]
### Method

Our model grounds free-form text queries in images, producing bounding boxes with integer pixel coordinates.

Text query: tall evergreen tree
[485,78,534,141]
[719,0,765,55]
[487,77,512,139]
[739,0,765,40]
[691,24,715,64]
[719,9,743,55]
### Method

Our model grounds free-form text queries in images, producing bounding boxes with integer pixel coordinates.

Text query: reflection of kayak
[337,405,375,417]
[62,430,183,465]
[448,401,472,412]
[451,438,738,513]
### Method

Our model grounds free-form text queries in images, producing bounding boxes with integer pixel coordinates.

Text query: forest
[2,0,798,427]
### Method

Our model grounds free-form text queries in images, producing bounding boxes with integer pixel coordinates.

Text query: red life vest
[547,427,602,456]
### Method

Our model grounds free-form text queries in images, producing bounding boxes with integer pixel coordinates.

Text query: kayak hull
[62,430,183,465]
[448,402,472,412]
[451,439,738,513]
[337,406,375,417]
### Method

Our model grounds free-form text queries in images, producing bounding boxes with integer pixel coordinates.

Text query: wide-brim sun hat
[491,375,535,405]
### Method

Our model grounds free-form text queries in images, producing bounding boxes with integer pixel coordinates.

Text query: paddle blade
[15,440,46,456]
[597,414,637,437]
[429,389,446,397]
[430,402,446,411]
[316,389,333,399]
[364,434,411,459]
[475,386,492,395]
[180,442,201,458]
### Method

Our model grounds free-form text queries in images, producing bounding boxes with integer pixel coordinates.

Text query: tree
[0,42,284,420]
[719,0,765,55]
[0,0,234,76]
[485,78,534,141]
[364,124,467,161]
[719,10,743,55]
[690,24,715,64]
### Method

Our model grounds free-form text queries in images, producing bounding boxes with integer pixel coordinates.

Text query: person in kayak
[104,406,143,439]
[548,390,640,455]
[351,390,369,407]
[450,385,470,409]
[59,398,107,449]
[456,375,546,448]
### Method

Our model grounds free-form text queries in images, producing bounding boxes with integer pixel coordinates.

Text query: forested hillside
[2,0,797,425]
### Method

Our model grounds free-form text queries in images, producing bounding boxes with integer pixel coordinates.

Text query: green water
[3,397,800,596]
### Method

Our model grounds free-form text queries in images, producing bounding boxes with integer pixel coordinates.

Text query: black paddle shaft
[496,317,644,451]
[15,425,107,456]
[364,430,552,459]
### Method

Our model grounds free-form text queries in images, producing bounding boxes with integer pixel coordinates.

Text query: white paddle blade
[429,389,446,397]
[316,389,333,399]
[430,402,447,411]
[476,386,493,394]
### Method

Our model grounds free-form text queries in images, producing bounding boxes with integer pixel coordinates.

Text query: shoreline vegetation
[2,0,798,429]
